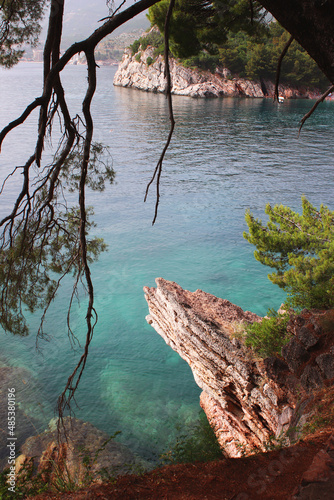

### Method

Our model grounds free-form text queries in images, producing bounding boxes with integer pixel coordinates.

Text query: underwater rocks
[16,417,136,486]
[144,279,334,457]
[0,364,43,471]
[114,48,322,99]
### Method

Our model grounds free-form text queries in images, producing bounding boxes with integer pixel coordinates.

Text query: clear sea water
[0,63,333,461]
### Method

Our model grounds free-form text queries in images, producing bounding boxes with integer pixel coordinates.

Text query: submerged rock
[16,417,136,487]
[144,279,334,457]
[0,363,44,471]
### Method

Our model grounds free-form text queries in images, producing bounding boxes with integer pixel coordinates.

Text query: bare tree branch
[274,34,294,102]
[298,85,334,137]
[144,0,176,225]
[249,0,254,24]
[57,48,98,420]
[298,84,334,135]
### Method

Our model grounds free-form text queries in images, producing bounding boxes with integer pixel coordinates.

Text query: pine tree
[244,197,334,310]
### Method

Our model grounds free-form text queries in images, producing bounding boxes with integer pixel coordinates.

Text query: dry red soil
[32,429,332,500]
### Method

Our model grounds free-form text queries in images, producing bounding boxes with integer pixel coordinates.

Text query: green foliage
[130,30,164,61]
[135,52,141,62]
[148,0,265,60]
[219,22,329,88]
[0,0,45,67]
[245,310,291,357]
[160,411,223,464]
[60,142,115,193]
[130,38,140,55]
[0,207,107,336]
[146,0,328,87]
[0,142,113,336]
[146,56,154,66]
[263,432,289,451]
[182,52,219,72]
[139,30,164,51]
[244,197,334,310]
[0,464,48,499]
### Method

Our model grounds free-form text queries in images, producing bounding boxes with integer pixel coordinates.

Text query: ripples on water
[0,63,334,459]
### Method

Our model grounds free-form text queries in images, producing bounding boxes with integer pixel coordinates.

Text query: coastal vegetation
[128,2,329,90]
[244,310,291,357]
[243,197,334,357]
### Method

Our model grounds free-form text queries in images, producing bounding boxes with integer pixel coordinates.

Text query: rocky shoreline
[114,47,323,99]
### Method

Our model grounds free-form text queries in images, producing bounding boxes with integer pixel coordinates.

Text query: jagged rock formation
[144,279,334,457]
[114,47,322,99]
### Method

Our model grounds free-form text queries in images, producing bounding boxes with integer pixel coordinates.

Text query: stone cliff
[144,278,334,457]
[114,47,322,99]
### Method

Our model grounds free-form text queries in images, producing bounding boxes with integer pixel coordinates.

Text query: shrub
[130,39,140,55]
[146,56,153,66]
[140,30,164,51]
[245,310,291,357]
[135,53,141,62]
[181,52,219,73]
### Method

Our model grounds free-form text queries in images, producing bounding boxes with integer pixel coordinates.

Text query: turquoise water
[1,63,334,460]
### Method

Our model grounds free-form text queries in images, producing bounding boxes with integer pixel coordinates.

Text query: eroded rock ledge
[144,278,334,457]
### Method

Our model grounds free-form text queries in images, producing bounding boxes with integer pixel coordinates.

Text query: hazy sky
[40,0,149,45]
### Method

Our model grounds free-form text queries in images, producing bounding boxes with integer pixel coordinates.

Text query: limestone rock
[281,339,310,373]
[144,279,334,458]
[300,365,324,391]
[293,434,334,499]
[297,326,320,349]
[144,278,293,456]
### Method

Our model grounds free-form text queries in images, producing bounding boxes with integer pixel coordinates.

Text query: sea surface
[0,63,334,461]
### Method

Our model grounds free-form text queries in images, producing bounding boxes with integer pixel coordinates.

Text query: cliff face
[144,278,334,457]
[114,48,321,99]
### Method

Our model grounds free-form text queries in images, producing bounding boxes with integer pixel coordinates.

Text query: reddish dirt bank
[32,429,333,500]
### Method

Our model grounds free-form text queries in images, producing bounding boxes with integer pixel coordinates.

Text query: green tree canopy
[0,0,45,67]
[146,2,329,89]
[147,0,266,59]
[244,197,334,310]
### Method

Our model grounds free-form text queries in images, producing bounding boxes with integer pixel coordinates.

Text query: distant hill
[39,0,149,48]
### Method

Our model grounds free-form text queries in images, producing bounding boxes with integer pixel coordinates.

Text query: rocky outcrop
[15,417,136,487]
[114,48,322,99]
[144,279,334,457]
